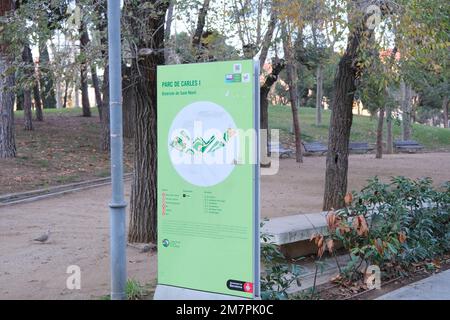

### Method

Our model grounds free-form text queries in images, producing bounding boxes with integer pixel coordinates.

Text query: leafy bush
[260,228,302,300]
[317,177,450,281]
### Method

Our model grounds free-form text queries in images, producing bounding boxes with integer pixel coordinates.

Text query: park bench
[349,142,374,154]
[394,140,424,153]
[302,142,328,155]
[269,143,294,159]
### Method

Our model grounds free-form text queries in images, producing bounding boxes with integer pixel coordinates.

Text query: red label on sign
[243,282,253,293]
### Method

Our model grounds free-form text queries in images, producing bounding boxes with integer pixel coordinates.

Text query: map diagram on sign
[168,101,240,187]
[170,128,237,156]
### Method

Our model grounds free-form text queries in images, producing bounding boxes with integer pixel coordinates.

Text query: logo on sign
[226,280,253,293]
[225,74,242,83]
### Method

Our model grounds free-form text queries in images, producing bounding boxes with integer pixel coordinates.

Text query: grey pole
[108,0,127,300]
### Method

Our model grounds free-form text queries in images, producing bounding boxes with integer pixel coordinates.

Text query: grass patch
[36,159,50,168]
[100,279,154,300]
[94,169,111,178]
[269,105,450,150]
[15,107,99,118]
[55,174,81,184]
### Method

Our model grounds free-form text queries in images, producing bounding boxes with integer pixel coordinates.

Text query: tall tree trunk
[79,2,91,117]
[100,67,110,151]
[260,59,285,167]
[282,23,303,163]
[0,59,16,157]
[91,66,103,112]
[123,66,135,139]
[192,0,210,61]
[0,0,16,158]
[323,21,367,211]
[315,65,323,126]
[33,83,43,121]
[443,96,449,128]
[32,43,44,121]
[28,46,44,121]
[94,0,110,151]
[164,0,174,62]
[259,6,277,70]
[386,105,393,154]
[22,44,34,131]
[38,42,57,109]
[80,63,91,116]
[126,0,169,244]
[376,107,385,159]
[400,81,412,140]
[16,90,24,110]
[62,79,69,109]
[23,89,33,131]
[258,3,278,168]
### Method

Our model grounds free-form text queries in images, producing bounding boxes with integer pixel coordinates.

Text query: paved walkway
[377,270,450,300]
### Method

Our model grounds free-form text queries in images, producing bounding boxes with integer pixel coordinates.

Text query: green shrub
[260,228,302,300]
[322,177,450,280]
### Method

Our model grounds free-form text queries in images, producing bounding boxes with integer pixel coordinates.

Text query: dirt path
[261,152,450,218]
[0,152,449,299]
[0,184,156,300]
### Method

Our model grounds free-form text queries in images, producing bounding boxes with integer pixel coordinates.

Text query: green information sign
[156,60,260,299]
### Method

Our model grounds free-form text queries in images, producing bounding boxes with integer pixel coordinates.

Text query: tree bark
[323,21,366,211]
[259,6,277,70]
[400,81,412,140]
[315,65,323,126]
[164,0,174,62]
[386,105,393,154]
[100,66,110,151]
[0,0,16,158]
[282,23,303,163]
[91,66,102,111]
[62,79,69,109]
[260,59,285,167]
[38,42,57,109]
[442,96,449,128]
[16,91,23,110]
[94,0,110,151]
[125,0,169,244]
[78,2,91,117]
[192,0,210,61]
[33,83,43,121]
[123,66,135,139]
[376,107,385,159]
[30,42,44,121]
[22,44,34,131]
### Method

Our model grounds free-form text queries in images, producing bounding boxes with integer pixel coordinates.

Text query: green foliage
[126,279,145,300]
[324,177,450,280]
[100,279,146,300]
[260,226,302,300]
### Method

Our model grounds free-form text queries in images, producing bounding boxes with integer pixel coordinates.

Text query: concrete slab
[286,254,350,294]
[261,212,328,245]
[377,270,450,300]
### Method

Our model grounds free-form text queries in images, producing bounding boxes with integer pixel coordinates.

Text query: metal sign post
[107,0,127,300]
